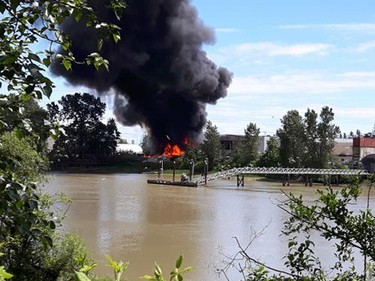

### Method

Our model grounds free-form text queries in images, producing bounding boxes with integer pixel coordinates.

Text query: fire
[143,137,189,159]
[163,143,185,157]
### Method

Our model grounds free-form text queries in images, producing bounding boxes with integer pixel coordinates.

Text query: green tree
[357,129,362,137]
[0,0,123,100]
[235,122,260,166]
[0,96,49,154]
[48,93,120,164]
[257,137,280,167]
[315,106,340,168]
[0,131,48,182]
[277,110,305,168]
[0,0,125,279]
[201,121,222,171]
[277,107,340,169]
[303,108,319,168]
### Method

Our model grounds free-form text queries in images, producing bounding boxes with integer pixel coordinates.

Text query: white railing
[195,167,369,186]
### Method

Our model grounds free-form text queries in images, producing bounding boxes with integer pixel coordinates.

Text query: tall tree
[356,129,361,137]
[48,93,120,163]
[303,108,319,168]
[277,107,340,169]
[235,122,260,166]
[277,110,305,168]
[257,137,280,167]
[0,96,49,153]
[201,121,222,170]
[316,106,340,168]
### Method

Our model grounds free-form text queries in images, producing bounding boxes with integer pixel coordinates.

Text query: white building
[117,143,143,155]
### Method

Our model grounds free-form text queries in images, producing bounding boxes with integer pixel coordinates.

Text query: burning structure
[51,0,232,155]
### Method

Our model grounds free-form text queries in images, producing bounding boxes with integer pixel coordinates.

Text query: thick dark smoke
[51,0,232,154]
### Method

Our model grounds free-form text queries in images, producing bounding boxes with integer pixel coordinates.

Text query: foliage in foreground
[220,176,375,281]
[73,255,191,281]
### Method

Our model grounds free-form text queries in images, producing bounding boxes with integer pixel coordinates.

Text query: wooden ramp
[147,179,198,187]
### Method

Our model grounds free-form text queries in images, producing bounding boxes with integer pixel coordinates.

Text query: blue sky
[49,0,375,143]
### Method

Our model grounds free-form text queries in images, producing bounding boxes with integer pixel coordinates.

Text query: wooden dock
[147,179,198,187]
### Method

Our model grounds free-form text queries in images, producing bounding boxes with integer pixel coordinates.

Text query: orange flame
[163,143,185,157]
[143,138,189,159]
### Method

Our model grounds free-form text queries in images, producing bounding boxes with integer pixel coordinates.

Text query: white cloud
[228,42,333,57]
[236,42,333,56]
[229,71,375,95]
[355,40,375,52]
[206,70,375,135]
[279,23,375,33]
[335,107,375,119]
[215,28,239,33]
[207,42,335,66]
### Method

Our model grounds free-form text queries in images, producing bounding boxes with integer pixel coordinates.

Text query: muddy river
[43,173,373,281]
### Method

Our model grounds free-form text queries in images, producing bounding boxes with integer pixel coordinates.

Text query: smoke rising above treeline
[51,0,232,154]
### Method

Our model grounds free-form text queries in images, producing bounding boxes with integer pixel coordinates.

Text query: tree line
[179,106,341,172]
[12,92,345,174]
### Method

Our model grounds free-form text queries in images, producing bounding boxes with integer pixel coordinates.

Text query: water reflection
[44,173,374,281]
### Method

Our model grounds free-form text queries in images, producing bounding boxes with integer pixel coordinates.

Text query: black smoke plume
[51,0,232,154]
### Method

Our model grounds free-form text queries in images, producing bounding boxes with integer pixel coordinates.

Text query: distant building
[220,134,244,156]
[332,138,353,165]
[220,134,272,156]
[259,135,271,154]
[117,143,143,155]
[353,137,375,172]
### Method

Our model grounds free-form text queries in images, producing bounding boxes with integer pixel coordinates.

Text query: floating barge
[147,179,198,187]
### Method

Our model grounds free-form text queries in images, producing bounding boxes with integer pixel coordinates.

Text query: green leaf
[175,255,183,269]
[28,52,41,62]
[42,58,51,67]
[0,266,13,279]
[49,220,56,230]
[73,9,83,22]
[140,275,157,280]
[179,267,192,274]
[10,0,20,11]
[62,58,72,71]
[155,263,162,277]
[42,85,52,98]
[113,33,121,43]
[0,3,6,13]
[75,271,92,281]
[24,85,34,94]
[2,55,17,65]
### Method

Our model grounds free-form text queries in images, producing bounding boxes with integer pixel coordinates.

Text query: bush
[221,176,375,280]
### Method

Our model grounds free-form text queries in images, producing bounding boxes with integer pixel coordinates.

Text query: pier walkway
[195,167,369,186]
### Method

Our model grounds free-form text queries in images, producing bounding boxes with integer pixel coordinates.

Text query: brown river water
[43,173,374,281]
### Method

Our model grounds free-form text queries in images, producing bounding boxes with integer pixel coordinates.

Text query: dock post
[237,174,244,187]
[189,159,195,181]
[305,175,308,186]
[287,173,290,186]
[309,177,313,186]
[172,161,176,182]
[204,159,208,185]
[158,160,164,180]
